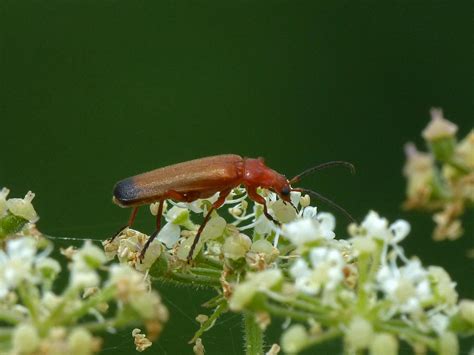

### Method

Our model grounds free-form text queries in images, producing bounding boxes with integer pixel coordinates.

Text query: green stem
[190,302,228,343]
[190,267,222,277]
[195,255,223,269]
[264,302,312,323]
[265,292,332,324]
[62,286,116,324]
[356,253,370,313]
[377,321,437,350]
[303,328,342,352]
[17,282,39,326]
[243,312,264,355]
[0,309,24,325]
[165,271,221,287]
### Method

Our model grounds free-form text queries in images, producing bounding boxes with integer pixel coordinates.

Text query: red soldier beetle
[110,154,355,262]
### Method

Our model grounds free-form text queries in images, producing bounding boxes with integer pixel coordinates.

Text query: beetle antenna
[290,161,355,185]
[294,188,356,223]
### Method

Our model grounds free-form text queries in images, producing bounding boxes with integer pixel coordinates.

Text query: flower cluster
[403,108,474,240]
[0,190,168,355]
[109,186,473,354]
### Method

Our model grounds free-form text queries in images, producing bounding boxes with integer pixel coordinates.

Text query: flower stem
[190,302,228,343]
[165,271,221,287]
[243,312,264,355]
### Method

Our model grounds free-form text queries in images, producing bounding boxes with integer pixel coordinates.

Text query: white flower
[361,211,391,240]
[289,247,344,295]
[0,237,37,298]
[108,264,148,302]
[157,222,181,248]
[70,269,100,289]
[376,259,432,313]
[389,220,411,243]
[429,313,450,334]
[284,215,335,247]
[165,206,189,225]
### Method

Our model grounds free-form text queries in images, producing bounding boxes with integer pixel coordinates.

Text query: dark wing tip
[113,177,140,206]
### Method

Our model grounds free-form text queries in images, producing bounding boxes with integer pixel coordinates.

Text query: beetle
[110,154,354,261]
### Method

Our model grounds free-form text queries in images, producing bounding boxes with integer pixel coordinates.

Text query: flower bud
[352,237,376,255]
[459,299,474,324]
[12,323,40,354]
[345,317,373,350]
[270,200,297,223]
[369,333,398,355]
[68,327,95,355]
[222,233,251,260]
[281,324,308,354]
[6,191,38,222]
[422,108,458,141]
[422,109,458,162]
[438,332,459,355]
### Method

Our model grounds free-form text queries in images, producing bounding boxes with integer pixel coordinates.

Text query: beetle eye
[281,186,290,196]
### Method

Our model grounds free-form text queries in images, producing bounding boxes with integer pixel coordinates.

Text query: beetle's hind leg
[108,207,139,243]
[140,199,165,261]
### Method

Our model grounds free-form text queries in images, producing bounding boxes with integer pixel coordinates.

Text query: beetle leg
[108,207,139,243]
[187,189,232,262]
[247,187,280,226]
[140,199,165,261]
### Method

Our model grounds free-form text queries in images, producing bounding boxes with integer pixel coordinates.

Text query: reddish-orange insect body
[111,154,354,261]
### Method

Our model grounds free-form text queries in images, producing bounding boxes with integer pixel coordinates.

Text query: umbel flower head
[0,189,168,354]
[108,184,473,354]
[403,108,474,241]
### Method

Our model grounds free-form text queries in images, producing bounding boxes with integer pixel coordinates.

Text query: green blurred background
[1,1,473,354]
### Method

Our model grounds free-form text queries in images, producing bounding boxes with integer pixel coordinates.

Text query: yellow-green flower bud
[222,233,251,260]
[458,299,474,324]
[270,200,297,223]
[369,333,398,355]
[281,324,308,354]
[345,317,373,350]
[438,332,459,355]
[6,191,38,222]
[12,323,40,354]
[68,327,95,355]
[352,237,376,255]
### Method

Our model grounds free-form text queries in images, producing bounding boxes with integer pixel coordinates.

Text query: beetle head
[274,175,292,203]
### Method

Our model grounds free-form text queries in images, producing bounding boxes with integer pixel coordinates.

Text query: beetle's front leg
[247,187,280,226]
